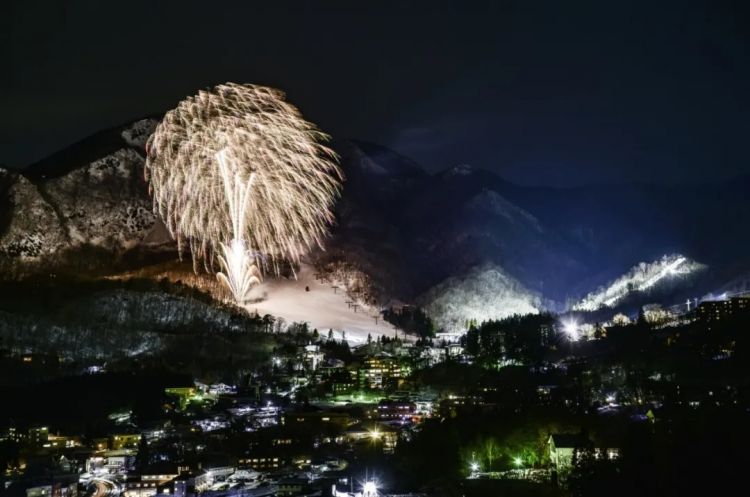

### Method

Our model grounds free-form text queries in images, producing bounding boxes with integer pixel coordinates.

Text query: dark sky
[2,0,749,186]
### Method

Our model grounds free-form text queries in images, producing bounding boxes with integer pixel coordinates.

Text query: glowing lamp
[362,480,377,496]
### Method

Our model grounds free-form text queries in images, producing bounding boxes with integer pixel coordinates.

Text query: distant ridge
[24,114,162,181]
[1,116,749,330]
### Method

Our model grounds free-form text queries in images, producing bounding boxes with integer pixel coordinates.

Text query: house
[548,434,590,472]
[357,353,409,390]
[276,477,311,497]
[375,399,416,422]
[110,433,141,450]
[344,422,398,453]
[281,409,352,429]
[548,433,620,475]
[122,463,180,497]
[3,456,79,497]
[328,370,356,396]
[103,449,135,472]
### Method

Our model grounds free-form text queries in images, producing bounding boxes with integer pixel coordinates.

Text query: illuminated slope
[419,264,541,334]
[245,263,400,343]
[572,254,706,311]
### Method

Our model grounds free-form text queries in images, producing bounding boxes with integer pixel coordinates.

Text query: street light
[561,318,579,341]
[362,480,378,497]
[513,456,523,467]
[470,462,480,473]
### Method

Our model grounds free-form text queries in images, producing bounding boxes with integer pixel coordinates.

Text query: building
[697,299,734,324]
[165,387,199,411]
[281,410,353,429]
[302,344,325,371]
[696,295,750,324]
[237,455,286,471]
[326,369,356,396]
[110,433,141,450]
[123,465,180,497]
[103,450,135,472]
[548,433,619,476]
[548,434,590,473]
[20,478,78,497]
[344,422,398,453]
[5,457,79,497]
[194,467,234,491]
[357,353,409,390]
[0,427,22,443]
[276,477,310,497]
[28,427,49,448]
[91,438,109,452]
[444,343,464,358]
[376,400,416,422]
[46,434,81,450]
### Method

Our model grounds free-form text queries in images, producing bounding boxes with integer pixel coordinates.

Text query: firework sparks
[214,150,261,303]
[145,83,342,303]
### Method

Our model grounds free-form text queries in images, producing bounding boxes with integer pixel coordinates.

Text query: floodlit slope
[572,254,706,311]
[245,263,400,343]
[419,264,541,334]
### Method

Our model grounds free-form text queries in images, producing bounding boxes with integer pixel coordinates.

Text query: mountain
[572,254,707,312]
[2,117,749,332]
[418,264,542,334]
[312,145,750,324]
[0,276,281,378]
[401,165,588,300]
[0,118,174,278]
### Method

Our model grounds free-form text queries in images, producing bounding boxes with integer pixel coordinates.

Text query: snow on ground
[572,254,706,311]
[244,263,400,344]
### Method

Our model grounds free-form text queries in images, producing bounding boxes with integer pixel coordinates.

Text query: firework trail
[145,83,342,303]
[214,150,262,302]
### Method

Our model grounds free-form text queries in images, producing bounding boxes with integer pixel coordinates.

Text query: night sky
[2,0,749,186]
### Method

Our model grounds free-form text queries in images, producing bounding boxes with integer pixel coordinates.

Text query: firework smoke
[145,83,342,303]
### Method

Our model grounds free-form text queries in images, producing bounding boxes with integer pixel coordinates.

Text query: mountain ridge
[2,117,749,330]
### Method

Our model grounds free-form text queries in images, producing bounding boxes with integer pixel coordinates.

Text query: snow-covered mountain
[0,119,173,277]
[0,169,67,260]
[572,254,707,311]
[2,117,749,335]
[418,264,542,334]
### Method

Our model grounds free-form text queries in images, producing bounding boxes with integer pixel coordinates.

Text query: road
[89,477,121,497]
